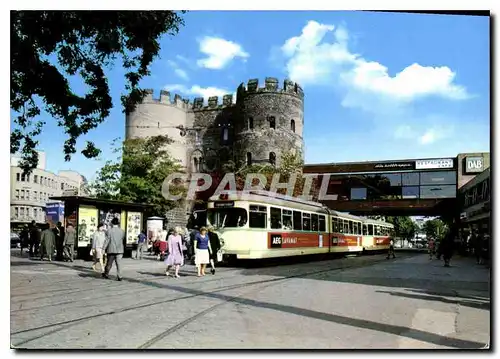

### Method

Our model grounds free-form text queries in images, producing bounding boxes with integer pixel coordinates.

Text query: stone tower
[125,77,305,228]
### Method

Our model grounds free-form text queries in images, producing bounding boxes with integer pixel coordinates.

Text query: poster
[46,202,64,226]
[121,211,127,232]
[78,206,98,247]
[127,212,142,245]
[99,208,122,230]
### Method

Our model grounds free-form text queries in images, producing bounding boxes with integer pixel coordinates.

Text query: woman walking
[91,223,106,273]
[164,227,184,278]
[194,227,212,277]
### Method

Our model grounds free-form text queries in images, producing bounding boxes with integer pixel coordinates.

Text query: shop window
[420,171,456,186]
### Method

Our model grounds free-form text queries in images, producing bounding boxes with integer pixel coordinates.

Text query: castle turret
[234,77,304,167]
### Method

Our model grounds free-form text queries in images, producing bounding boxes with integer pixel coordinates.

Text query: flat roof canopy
[49,196,154,210]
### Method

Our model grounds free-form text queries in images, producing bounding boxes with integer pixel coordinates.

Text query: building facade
[126,77,305,227]
[10,152,86,228]
[458,167,490,235]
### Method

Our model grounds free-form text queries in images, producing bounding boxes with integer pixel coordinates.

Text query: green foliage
[423,219,447,241]
[88,135,186,217]
[386,216,416,240]
[11,11,185,173]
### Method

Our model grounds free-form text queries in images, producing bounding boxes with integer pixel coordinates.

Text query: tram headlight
[220,238,225,247]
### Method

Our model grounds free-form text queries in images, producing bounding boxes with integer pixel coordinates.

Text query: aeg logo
[270,234,282,248]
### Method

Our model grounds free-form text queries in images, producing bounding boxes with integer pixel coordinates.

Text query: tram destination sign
[214,201,235,208]
[415,158,454,170]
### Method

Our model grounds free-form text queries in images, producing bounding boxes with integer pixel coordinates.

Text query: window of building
[420,171,456,186]
[248,117,254,130]
[420,185,456,199]
[222,127,229,143]
[15,190,19,200]
[20,190,25,200]
[61,183,64,190]
[302,212,311,231]
[26,190,30,200]
[27,174,30,182]
[291,119,295,133]
[269,152,276,166]
[33,208,38,219]
[381,173,402,186]
[249,205,267,228]
[246,152,252,166]
[311,214,318,231]
[269,116,276,129]
[270,207,282,229]
[402,172,419,186]
[319,215,326,232]
[293,211,302,231]
[351,187,367,200]
[20,207,25,217]
[16,173,20,181]
[21,174,26,182]
[34,175,38,184]
[14,207,19,217]
[34,191,37,201]
[402,186,419,199]
[283,209,293,230]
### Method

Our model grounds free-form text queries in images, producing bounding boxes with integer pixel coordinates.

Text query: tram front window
[207,208,248,228]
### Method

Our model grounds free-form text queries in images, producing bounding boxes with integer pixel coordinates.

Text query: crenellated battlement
[191,93,235,111]
[236,77,304,99]
[142,89,190,110]
[140,89,236,111]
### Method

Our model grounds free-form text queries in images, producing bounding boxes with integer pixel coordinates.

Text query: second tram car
[206,190,394,261]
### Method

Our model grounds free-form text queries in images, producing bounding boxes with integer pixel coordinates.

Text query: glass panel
[283,209,293,230]
[363,224,368,235]
[349,221,354,234]
[311,214,318,231]
[270,207,282,229]
[380,173,402,186]
[402,186,420,199]
[207,208,248,228]
[319,215,326,232]
[338,219,344,233]
[302,213,311,231]
[351,188,367,200]
[402,172,419,186]
[343,221,349,234]
[420,171,456,185]
[368,224,374,235]
[249,207,267,228]
[293,211,302,230]
[420,185,456,199]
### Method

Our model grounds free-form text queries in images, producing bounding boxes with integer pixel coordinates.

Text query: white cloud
[167,60,189,81]
[164,84,229,99]
[197,36,249,70]
[280,20,470,104]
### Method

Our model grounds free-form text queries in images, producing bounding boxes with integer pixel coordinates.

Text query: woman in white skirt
[194,227,212,276]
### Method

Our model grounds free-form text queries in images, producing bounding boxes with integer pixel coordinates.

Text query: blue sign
[46,202,64,223]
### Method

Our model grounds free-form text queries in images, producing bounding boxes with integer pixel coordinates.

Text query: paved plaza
[10,251,490,349]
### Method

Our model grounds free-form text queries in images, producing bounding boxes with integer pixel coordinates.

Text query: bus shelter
[49,196,154,259]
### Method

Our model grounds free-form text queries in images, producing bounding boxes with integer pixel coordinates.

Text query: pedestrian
[55,222,65,261]
[40,223,55,262]
[474,229,483,264]
[428,237,435,259]
[386,237,395,259]
[208,226,221,275]
[19,225,29,256]
[91,223,106,273]
[188,226,199,263]
[194,227,212,277]
[441,226,456,267]
[63,223,76,262]
[158,229,168,261]
[102,217,125,281]
[29,221,40,257]
[135,230,147,260]
[164,227,184,278]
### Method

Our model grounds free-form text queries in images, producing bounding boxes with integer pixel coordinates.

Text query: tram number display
[270,234,283,248]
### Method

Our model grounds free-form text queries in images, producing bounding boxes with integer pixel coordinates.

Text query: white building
[10,151,86,225]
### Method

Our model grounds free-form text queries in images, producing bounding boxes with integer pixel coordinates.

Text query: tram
[206,190,394,261]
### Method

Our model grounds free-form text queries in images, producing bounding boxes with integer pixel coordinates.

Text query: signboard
[268,233,320,249]
[465,157,484,174]
[214,201,235,208]
[78,205,98,247]
[415,158,454,170]
[374,162,414,170]
[45,202,64,225]
[126,211,142,245]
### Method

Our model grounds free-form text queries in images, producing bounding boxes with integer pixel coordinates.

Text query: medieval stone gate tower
[125,77,305,228]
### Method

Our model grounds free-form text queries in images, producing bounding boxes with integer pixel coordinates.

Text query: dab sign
[465,157,484,174]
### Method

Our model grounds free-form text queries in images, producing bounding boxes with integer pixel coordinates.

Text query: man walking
[103,217,125,281]
[135,230,147,260]
[63,223,76,262]
[55,222,65,261]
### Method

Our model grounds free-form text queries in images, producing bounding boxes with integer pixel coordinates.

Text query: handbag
[217,249,223,262]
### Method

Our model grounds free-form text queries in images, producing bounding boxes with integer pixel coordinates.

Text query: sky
[11,11,490,181]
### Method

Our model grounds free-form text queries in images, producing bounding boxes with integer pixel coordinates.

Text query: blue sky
[12,11,490,180]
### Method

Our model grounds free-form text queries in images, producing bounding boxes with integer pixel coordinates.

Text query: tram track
[12,253,405,348]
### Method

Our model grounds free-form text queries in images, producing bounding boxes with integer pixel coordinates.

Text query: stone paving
[10,250,490,349]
